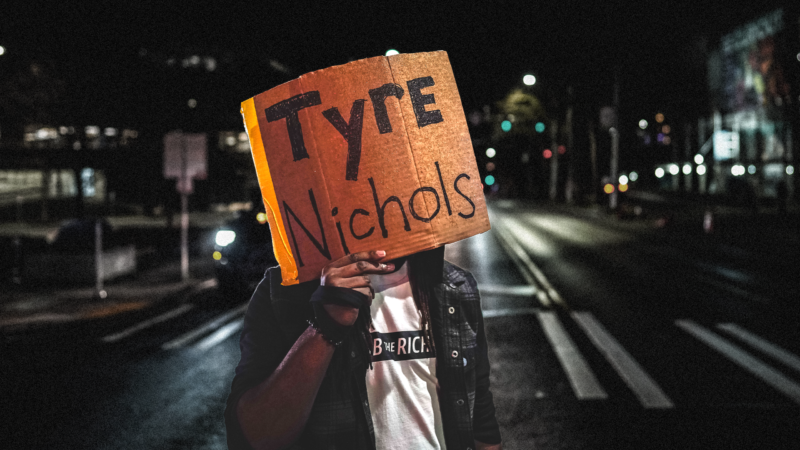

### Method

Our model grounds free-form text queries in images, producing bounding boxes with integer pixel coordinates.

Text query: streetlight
[385,49,399,56]
[0,45,5,56]
[523,74,536,86]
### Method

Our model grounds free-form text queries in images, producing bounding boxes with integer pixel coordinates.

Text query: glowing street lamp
[385,49,399,56]
[523,74,536,86]
[0,46,5,56]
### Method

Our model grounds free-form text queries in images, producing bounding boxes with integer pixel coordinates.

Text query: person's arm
[236,251,394,450]
[468,273,503,449]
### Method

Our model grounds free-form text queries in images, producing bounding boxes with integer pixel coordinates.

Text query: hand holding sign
[242,51,490,285]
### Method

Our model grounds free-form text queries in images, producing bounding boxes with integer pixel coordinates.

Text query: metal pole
[609,127,619,210]
[549,120,559,201]
[95,219,105,298]
[589,122,598,204]
[180,133,189,282]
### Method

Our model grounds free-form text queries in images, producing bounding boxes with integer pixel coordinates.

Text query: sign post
[164,131,207,281]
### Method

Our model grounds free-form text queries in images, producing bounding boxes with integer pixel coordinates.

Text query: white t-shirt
[366,262,447,450]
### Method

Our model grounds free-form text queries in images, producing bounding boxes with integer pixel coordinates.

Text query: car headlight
[215,230,236,247]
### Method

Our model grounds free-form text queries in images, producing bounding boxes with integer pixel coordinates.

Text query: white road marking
[491,220,543,305]
[717,323,800,375]
[537,311,608,400]
[478,284,538,297]
[195,319,244,351]
[676,319,800,405]
[572,312,674,408]
[496,218,566,307]
[102,303,194,343]
[483,307,539,318]
[162,304,247,350]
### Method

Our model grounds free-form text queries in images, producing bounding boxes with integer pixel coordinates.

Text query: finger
[326,275,372,290]
[338,261,395,278]
[327,250,387,269]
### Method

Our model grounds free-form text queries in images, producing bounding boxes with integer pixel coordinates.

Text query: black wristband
[309,285,369,345]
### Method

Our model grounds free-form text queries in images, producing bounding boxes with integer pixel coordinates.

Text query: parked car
[213,210,277,296]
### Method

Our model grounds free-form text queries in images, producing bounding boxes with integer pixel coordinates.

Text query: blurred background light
[663,136,672,145]
[682,164,692,175]
[669,164,679,175]
[188,98,197,108]
[619,175,629,185]
[662,124,671,134]
[655,168,665,178]
[215,230,236,247]
[557,145,566,154]
[731,164,745,176]
[694,154,704,164]
[657,133,664,143]
[486,147,496,158]
[786,165,794,175]
[535,122,545,133]
[603,183,615,194]
[543,149,552,159]
[523,74,536,86]
[256,212,267,224]
[501,120,512,132]
[213,251,222,261]
[655,113,665,123]
[486,162,496,171]
[0,45,5,55]
[748,165,756,174]
[485,175,496,186]
[638,119,648,130]
[385,49,399,56]
[85,126,100,137]
[629,171,638,181]
[696,165,707,175]
[618,183,628,192]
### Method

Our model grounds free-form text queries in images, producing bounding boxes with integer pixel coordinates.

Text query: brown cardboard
[242,51,490,285]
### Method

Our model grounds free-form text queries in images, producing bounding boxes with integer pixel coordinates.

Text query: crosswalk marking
[195,319,244,351]
[677,319,800,405]
[537,311,608,399]
[572,312,674,408]
[716,323,800,375]
[501,218,566,307]
[162,304,247,350]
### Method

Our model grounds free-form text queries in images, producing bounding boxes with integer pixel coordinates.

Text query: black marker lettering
[369,83,405,134]
[369,177,410,238]
[282,188,331,267]
[454,174,476,219]
[322,100,366,181]
[264,91,322,161]
[434,161,452,215]
[407,76,443,128]
[349,209,374,240]
[335,222,350,255]
[409,187,440,223]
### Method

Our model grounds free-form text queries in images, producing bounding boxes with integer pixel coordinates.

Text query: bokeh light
[485,175,496,186]
[618,184,629,193]
[543,149,552,159]
[694,154,704,164]
[501,120,512,132]
[696,165,707,175]
[618,175,629,185]
[638,119,648,130]
[486,148,496,158]
[629,171,639,181]
[655,168,665,178]
[655,113,665,123]
[683,164,692,175]
[523,74,536,86]
[535,122,545,133]
[603,183,615,194]
[385,49,399,56]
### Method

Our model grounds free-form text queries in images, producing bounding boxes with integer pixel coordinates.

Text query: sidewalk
[0,247,216,333]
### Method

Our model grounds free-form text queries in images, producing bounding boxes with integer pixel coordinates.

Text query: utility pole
[549,120,559,201]
[565,87,575,203]
[609,74,620,210]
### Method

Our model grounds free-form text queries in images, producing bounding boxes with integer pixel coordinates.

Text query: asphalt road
[3,201,799,449]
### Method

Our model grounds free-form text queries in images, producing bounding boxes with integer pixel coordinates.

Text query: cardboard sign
[241,51,490,285]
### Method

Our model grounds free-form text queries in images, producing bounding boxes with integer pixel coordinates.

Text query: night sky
[0,0,791,129]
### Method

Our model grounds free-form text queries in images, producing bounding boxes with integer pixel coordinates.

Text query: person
[224,246,502,450]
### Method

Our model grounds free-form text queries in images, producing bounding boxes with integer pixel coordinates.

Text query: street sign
[163,131,208,180]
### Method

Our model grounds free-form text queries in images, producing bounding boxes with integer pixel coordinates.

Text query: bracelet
[307,319,345,347]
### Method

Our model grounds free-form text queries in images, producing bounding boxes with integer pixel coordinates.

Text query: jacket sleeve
[470,275,502,445]
[224,274,295,450]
